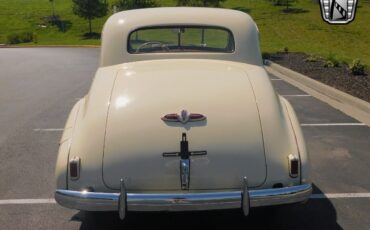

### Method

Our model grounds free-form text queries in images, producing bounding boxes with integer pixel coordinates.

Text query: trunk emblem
[162,110,206,124]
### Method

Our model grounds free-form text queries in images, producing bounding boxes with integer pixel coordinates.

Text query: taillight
[162,113,179,121]
[70,156,80,180]
[288,154,299,178]
[189,113,205,120]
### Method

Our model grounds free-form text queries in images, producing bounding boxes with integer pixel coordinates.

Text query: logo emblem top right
[320,0,358,24]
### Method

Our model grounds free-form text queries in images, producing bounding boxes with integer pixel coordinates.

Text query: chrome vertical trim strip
[119,179,126,220]
[242,177,250,216]
[180,159,190,190]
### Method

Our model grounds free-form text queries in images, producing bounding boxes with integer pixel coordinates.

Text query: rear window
[128,26,234,54]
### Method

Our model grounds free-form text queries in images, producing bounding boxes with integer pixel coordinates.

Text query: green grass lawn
[0,0,369,65]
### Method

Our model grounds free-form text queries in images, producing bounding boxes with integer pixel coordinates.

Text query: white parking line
[301,123,366,127]
[1,193,370,205]
[310,193,370,199]
[33,129,64,132]
[0,199,56,205]
[270,78,283,81]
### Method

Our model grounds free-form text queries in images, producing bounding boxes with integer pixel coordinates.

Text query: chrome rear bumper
[55,180,311,219]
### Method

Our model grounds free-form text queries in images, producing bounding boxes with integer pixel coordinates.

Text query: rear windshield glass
[128,26,234,54]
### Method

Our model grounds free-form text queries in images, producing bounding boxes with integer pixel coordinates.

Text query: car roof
[100,7,262,67]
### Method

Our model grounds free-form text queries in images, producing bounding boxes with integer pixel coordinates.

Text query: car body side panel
[245,66,301,188]
[66,66,120,192]
[55,99,83,189]
[281,97,310,184]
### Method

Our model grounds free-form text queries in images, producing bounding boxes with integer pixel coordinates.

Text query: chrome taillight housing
[288,154,299,178]
[69,156,80,180]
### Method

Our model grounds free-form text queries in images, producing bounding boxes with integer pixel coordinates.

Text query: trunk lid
[103,60,266,191]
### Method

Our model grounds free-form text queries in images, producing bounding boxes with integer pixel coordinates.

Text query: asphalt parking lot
[0,48,369,229]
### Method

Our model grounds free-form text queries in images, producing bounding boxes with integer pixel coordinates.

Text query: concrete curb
[265,60,370,126]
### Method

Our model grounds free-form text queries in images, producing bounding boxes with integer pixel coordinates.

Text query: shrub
[305,55,320,62]
[324,60,336,68]
[262,52,271,60]
[283,47,289,53]
[7,33,21,44]
[177,0,225,7]
[7,32,33,44]
[33,32,38,44]
[349,59,366,75]
[19,32,33,42]
[324,54,339,68]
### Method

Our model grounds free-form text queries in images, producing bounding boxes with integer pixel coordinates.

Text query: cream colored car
[55,7,311,219]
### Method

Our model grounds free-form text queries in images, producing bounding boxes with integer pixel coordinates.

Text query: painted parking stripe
[1,194,370,205]
[0,199,56,205]
[270,78,283,81]
[301,123,366,127]
[33,129,64,132]
[310,193,370,199]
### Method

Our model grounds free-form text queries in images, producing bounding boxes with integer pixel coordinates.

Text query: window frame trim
[126,25,236,54]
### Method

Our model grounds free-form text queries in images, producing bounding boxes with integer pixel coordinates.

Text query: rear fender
[280,96,310,184]
[55,98,85,189]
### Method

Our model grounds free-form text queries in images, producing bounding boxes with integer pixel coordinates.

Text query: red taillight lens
[289,154,299,178]
[70,157,80,180]
[189,113,204,119]
[163,114,179,120]
[290,159,299,176]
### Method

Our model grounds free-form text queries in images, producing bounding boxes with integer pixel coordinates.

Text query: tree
[49,0,56,17]
[72,0,108,34]
[177,0,225,45]
[283,0,296,10]
[270,0,297,10]
[177,0,226,7]
[115,0,157,10]
[115,0,158,40]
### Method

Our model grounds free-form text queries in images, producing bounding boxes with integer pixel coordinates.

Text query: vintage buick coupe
[55,7,311,219]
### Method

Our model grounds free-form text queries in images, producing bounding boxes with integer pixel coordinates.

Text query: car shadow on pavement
[72,184,341,230]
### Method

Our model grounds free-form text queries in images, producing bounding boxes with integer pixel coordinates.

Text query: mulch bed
[268,52,370,103]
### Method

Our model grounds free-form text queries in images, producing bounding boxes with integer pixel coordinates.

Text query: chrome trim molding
[55,183,312,217]
[180,159,190,190]
[119,179,126,220]
[242,177,250,216]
